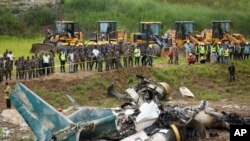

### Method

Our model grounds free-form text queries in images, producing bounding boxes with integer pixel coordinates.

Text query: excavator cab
[131,22,162,43]
[55,21,80,38]
[139,22,162,36]
[97,21,117,41]
[211,20,231,39]
[175,21,195,40]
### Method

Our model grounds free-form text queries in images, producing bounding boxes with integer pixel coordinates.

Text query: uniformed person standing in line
[20,56,25,79]
[50,52,55,74]
[97,53,103,72]
[86,49,92,71]
[128,47,134,67]
[24,56,30,79]
[30,56,36,79]
[0,57,4,82]
[134,45,141,66]
[105,50,111,71]
[173,43,179,65]
[123,47,129,68]
[146,44,155,67]
[15,57,22,80]
[5,57,12,81]
[34,53,40,77]
[79,49,86,71]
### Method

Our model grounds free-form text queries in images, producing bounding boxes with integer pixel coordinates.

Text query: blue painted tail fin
[10,83,78,141]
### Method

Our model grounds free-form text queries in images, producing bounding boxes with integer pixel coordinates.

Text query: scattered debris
[179,86,195,98]
[8,75,250,141]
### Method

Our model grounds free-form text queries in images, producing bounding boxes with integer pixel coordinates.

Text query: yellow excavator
[203,20,246,44]
[89,21,126,45]
[165,21,205,47]
[130,21,167,56]
[31,20,84,53]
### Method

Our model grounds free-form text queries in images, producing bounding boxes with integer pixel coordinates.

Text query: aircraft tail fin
[10,83,77,141]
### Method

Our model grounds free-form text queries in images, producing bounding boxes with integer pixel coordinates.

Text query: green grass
[0,36,42,57]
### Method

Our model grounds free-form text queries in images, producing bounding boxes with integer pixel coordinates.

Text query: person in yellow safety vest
[199,43,206,57]
[59,49,67,72]
[42,53,51,75]
[217,45,223,63]
[210,43,217,63]
[134,45,141,66]
[223,47,229,65]
[4,82,11,109]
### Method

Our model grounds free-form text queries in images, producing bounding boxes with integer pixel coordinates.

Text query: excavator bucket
[31,43,55,53]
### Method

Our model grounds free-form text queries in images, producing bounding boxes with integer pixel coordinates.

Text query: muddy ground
[0,67,249,141]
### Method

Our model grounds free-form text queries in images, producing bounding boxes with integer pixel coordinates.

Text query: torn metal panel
[68,107,118,139]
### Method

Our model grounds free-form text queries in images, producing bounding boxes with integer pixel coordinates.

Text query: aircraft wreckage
[10,75,250,141]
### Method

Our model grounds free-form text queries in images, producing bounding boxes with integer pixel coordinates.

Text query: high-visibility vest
[4,85,11,99]
[199,46,205,54]
[211,45,216,53]
[224,49,229,56]
[60,52,66,61]
[134,48,141,57]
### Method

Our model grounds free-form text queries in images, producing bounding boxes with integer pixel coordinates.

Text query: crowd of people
[1,40,249,83]
[0,43,156,82]
[179,40,250,65]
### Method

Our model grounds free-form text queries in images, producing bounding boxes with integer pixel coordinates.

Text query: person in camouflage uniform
[146,45,155,67]
[50,52,55,74]
[30,55,36,79]
[15,57,22,80]
[173,43,179,65]
[74,52,79,72]
[38,54,44,76]
[79,50,86,71]
[19,56,25,79]
[0,57,4,82]
[5,57,12,81]
[34,53,40,77]
[123,47,129,68]
[128,47,134,67]
[105,50,111,71]
[97,53,103,72]
[86,49,92,71]
[24,56,30,79]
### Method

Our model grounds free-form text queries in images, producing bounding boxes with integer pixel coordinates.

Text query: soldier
[123,47,129,68]
[20,56,25,79]
[140,44,147,66]
[38,54,44,76]
[146,44,155,67]
[34,53,40,77]
[5,57,12,81]
[74,52,79,72]
[0,57,4,82]
[30,56,36,79]
[50,52,55,74]
[15,57,22,80]
[105,50,111,71]
[79,50,86,71]
[128,47,134,67]
[97,53,103,72]
[24,56,30,79]
[86,48,92,71]
[173,43,179,65]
